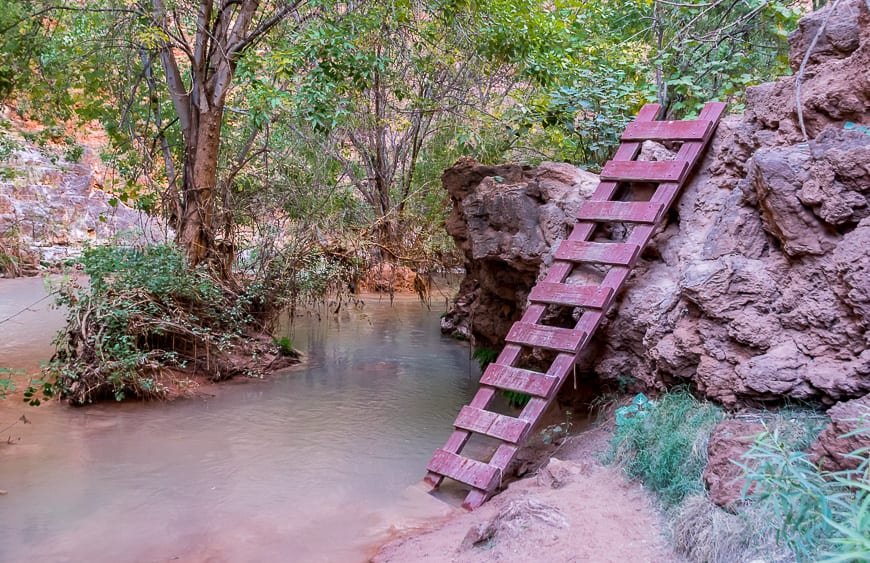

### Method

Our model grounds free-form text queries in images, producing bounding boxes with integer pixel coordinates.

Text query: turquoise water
[0,281,477,562]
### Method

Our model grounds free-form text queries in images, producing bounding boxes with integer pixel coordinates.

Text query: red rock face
[809,394,870,472]
[441,0,870,409]
[703,420,765,510]
[0,132,166,272]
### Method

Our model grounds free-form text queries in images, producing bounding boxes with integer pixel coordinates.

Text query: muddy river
[0,278,479,561]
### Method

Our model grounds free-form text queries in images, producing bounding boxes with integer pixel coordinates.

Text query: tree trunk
[150,0,300,274]
[178,108,224,267]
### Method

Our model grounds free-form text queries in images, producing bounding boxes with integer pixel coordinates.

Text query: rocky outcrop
[439,160,599,348]
[702,420,764,509]
[808,394,870,471]
[0,110,163,275]
[441,0,870,410]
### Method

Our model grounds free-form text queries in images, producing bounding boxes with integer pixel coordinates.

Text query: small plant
[273,336,297,357]
[541,409,573,445]
[740,419,870,562]
[0,367,19,399]
[63,144,84,163]
[614,392,655,426]
[471,346,499,371]
[608,389,723,507]
[0,133,20,160]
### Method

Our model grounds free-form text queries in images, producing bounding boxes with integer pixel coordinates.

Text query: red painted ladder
[424,102,727,510]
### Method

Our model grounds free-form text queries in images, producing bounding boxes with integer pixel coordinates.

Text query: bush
[608,390,723,507]
[741,422,870,562]
[42,244,278,404]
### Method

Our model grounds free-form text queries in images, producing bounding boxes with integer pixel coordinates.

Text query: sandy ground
[372,424,683,563]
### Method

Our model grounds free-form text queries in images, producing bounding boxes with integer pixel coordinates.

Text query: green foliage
[0,131,21,161]
[0,367,18,399]
[478,0,803,167]
[503,390,531,409]
[741,421,870,562]
[471,346,529,408]
[46,244,266,404]
[609,390,723,507]
[273,336,296,357]
[1,0,806,282]
[541,409,574,445]
[649,0,803,117]
[471,347,499,371]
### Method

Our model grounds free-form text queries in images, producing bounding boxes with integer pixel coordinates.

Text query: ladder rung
[480,363,558,397]
[505,322,586,353]
[578,201,665,224]
[454,406,530,443]
[622,119,713,141]
[600,160,689,183]
[554,241,640,266]
[529,282,611,309]
[427,449,499,491]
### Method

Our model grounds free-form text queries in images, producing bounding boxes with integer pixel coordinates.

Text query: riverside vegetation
[1,0,803,400]
[608,391,870,562]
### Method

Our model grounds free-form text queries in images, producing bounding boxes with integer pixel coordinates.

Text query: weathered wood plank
[427,449,500,491]
[553,240,640,266]
[600,160,689,183]
[529,282,612,309]
[454,406,530,443]
[480,363,558,397]
[577,201,665,224]
[622,119,712,141]
[505,322,586,353]
[462,488,490,511]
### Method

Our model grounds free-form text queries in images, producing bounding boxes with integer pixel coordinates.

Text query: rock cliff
[441,0,870,409]
[0,108,163,275]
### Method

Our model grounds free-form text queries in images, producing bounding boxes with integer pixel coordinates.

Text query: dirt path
[372,425,682,563]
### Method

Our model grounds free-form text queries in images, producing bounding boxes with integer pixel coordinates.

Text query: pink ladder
[424,102,727,510]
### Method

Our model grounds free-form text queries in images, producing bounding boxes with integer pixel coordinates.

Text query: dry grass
[672,494,792,563]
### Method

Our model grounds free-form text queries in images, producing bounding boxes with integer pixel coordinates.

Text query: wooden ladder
[424,102,727,510]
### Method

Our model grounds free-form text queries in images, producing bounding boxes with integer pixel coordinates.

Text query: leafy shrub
[43,244,273,404]
[608,390,723,507]
[741,422,870,562]
[273,336,296,357]
[240,235,356,325]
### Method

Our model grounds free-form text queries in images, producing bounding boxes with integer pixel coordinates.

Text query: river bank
[373,420,682,563]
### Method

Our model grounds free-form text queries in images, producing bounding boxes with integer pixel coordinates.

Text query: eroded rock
[703,419,765,509]
[808,393,870,471]
[0,119,164,272]
[441,0,870,409]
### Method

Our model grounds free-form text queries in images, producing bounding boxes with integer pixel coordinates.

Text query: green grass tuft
[742,421,870,562]
[608,390,723,507]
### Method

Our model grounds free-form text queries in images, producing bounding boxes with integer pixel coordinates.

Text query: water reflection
[0,284,477,562]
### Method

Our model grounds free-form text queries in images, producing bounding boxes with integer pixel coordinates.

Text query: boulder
[702,420,765,509]
[808,393,870,471]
